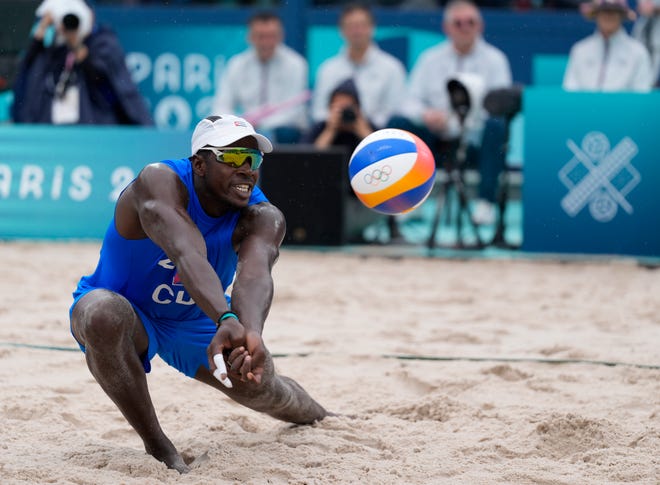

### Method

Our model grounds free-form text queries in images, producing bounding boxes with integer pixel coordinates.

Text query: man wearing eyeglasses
[68,114,330,473]
[390,0,512,226]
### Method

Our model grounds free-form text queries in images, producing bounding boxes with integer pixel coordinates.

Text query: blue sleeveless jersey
[74,158,268,324]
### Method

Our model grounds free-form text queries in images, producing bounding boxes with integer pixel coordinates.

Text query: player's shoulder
[242,201,284,225]
[137,160,183,182]
[131,160,189,203]
[235,201,286,244]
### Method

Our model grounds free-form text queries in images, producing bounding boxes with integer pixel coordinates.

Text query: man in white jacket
[390,0,513,226]
[212,12,309,143]
[311,3,407,130]
[563,0,653,92]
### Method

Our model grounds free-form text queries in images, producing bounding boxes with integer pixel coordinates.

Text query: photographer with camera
[302,78,375,152]
[388,0,512,227]
[12,0,152,125]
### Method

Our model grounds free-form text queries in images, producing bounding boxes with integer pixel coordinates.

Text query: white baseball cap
[37,0,93,46]
[191,115,273,155]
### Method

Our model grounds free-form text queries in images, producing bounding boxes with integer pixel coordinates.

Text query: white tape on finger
[212,353,233,388]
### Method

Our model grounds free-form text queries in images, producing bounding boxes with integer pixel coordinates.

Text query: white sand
[1,241,659,484]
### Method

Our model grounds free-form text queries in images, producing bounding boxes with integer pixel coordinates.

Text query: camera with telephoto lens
[62,13,80,32]
[340,106,357,124]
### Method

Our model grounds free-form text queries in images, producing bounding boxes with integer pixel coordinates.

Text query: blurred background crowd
[0,0,657,247]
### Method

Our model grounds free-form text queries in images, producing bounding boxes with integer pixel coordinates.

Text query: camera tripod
[426,131,484,250]
[489,167,520,250]
[482,86,524,250]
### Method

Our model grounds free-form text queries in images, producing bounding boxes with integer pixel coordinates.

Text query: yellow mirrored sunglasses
[204,147,264,170]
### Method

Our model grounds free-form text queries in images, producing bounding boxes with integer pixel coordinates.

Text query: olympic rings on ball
[348,129,436,215]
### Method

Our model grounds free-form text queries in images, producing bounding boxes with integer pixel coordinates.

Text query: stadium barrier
[522,88,660,258]
[0,125,191,239]
[0,128,378,243]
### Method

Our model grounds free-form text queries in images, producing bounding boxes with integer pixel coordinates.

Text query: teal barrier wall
[531,54,568,86]
[115,25,248,131]
[0,125,191,239]
[522,88,660,257]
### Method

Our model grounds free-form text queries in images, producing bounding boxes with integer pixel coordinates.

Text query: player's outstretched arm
[210,202,285,384]
[116,163,239,331]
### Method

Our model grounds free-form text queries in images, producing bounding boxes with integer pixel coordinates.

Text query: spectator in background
[302,78,374,153]
[303,79,402,243]
[390,0,512,226]
[212,12,308,144]
[11,0,152,125]
[563,0,653,91]
[311,2,407,130]
[632,0,660,85]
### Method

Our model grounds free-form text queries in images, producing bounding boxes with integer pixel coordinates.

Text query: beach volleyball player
[69,115,330,473]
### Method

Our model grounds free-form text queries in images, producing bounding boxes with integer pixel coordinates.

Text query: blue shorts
[69,290,217,378]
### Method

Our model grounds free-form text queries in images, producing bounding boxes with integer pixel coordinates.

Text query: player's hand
[236,331,266,385]
[207,317,246,377]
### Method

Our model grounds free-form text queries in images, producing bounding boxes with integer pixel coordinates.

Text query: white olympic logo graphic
[363,165,393,185]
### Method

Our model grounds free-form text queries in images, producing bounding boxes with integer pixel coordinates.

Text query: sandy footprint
[367,392,462,422]
[482,364,531,381]
[533,412,618,460]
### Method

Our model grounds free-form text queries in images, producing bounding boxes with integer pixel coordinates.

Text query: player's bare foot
[145,443,190,474]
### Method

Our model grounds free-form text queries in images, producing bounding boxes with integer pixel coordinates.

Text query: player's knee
[83,310,126,349]
[78,294,135,349]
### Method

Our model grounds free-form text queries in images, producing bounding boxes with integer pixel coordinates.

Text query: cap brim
[253,133,273,153]
[194,132,273,154]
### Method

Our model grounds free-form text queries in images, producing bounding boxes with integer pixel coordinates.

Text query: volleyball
[348,129,436,215]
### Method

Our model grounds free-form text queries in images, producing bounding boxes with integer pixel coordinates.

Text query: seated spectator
[11,0,152,125]
[632,0,660,86]
[212,11,308,144]
[311,2,407,130]
[563,0,653,91]
[303,78,404,243]
[302,78,375,153]
[389,0,512,226]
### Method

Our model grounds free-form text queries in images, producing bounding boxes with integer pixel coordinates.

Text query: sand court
[1,241,659,484]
